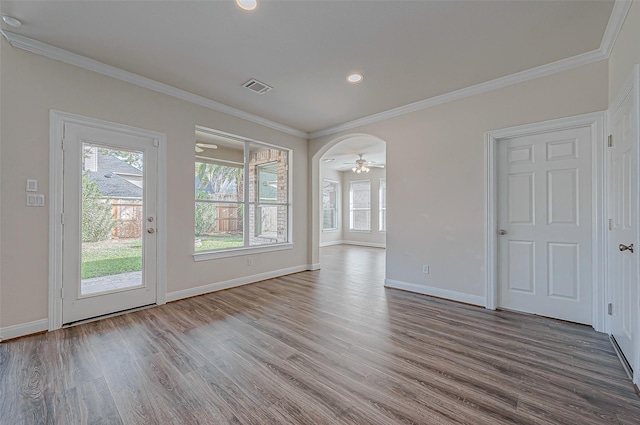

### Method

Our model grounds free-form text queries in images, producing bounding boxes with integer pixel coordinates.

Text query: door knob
[498,229,507,235]
[619,243,634,253]
[147,228,155,234]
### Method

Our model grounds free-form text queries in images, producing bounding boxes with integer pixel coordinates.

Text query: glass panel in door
[80,143,144,296]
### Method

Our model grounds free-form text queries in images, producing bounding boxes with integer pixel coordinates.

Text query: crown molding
[599,0,633,58]
[309,0,630,139]
[0,30,308,139]
[2,0,630,141]
[309,49,606,139]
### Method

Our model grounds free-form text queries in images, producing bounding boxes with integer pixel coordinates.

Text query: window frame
[194,128,293,261]
[349,179,371,232]
[379,177,386,232]
[322,179,339,232]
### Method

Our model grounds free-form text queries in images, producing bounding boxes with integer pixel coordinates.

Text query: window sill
[349,229,371,233]
[322,229,339,233]
[193,243,293,261]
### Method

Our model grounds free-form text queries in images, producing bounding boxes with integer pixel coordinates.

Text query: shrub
[82,173,116,242]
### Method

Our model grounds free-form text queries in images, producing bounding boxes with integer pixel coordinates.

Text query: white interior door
[497,126,593,324]
[62,122,158,324]
[608,80,638,370]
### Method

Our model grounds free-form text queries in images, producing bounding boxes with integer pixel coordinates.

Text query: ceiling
[0,1,615,135]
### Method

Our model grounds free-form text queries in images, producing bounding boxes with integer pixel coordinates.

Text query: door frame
[48,110,167,330]
[484,111,606,332]
[607,65,640,386]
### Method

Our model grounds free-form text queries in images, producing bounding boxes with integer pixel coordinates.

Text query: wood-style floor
[2,245,640,424]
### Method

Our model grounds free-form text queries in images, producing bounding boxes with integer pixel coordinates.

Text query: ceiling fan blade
[196,142,218,149]
[195,146,204,153]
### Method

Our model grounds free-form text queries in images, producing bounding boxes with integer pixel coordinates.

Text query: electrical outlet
[247,257,253,266]
[422,265,429,274]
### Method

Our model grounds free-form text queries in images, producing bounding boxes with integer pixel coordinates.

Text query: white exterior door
[497,126,593,324]
[608,80,638,369]
[62,122,158,324]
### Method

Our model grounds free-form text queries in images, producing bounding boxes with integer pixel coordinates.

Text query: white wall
[320,167,343,245]
[310,60,608,302]
[0,40,309,330]
[342,167,386,247]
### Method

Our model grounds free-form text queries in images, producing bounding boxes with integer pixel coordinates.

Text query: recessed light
[2,15,22,28]
[236,0,258,11]
[347,73,363,83]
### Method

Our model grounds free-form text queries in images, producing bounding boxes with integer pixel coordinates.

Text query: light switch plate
[26,194,45,207]
[26,179,38,192]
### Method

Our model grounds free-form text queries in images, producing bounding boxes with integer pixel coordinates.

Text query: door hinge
[61,139,66,150]
[60,287,64,299]
[608,218,613,231]
[608,135,613,147]
[61,213,65,225]
[153,140,159,147]
[608,303,613,315]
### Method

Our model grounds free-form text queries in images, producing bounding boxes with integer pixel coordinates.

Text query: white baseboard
[342,241,386,249]
[384,279,485,307]
[307,263,321,271]
[0,318,49,341]
[319,240,344,247]
[166,264,309,302]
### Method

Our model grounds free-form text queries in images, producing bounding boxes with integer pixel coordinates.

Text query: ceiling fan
[195,142,218,153]
[345,154,385,173]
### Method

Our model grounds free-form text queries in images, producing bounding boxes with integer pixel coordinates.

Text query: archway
[309,134,388,269]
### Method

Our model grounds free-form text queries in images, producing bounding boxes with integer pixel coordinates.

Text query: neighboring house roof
[88,153,143,199]
[97,152,143,175]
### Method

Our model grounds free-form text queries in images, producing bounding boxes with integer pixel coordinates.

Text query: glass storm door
[62,122,157,324]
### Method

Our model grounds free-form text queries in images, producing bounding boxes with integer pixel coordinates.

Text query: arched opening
[309,134,388,269]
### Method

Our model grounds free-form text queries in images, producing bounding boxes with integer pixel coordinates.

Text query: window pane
[350,180,371,231]
[323,209,337,229]
[250,204,288,246]
[379,178,386,232]
[351,181,370,208]
[351,210,370,231]
[194,202,244,251]
[249,144,288,204]
[195,162,243,202]
[322,180,338,230]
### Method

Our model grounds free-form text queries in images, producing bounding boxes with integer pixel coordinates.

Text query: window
[350,180,371,231]
[322,179,339,231]
[379,178,386,232]
[194,127,290,254]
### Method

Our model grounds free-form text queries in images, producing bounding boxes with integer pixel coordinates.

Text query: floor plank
[1,245,639,424]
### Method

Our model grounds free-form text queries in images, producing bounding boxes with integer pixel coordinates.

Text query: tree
[82,173,116,242]
[195,162,242,198]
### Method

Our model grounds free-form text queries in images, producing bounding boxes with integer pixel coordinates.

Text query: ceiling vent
[242,78,273,94]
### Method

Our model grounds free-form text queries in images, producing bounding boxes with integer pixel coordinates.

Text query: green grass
[195,234,244,251]
[82,239,142,279]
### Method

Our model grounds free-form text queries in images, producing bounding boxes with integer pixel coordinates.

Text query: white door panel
[609,84,638,368]
[498,127,592,325]
[62,122,158,324]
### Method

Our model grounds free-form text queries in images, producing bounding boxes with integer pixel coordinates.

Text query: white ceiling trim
[599,0,633,58]
[0,30,308,139]
[0,1,630,142]
[309,50,606,139]
[310,0,631,140]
